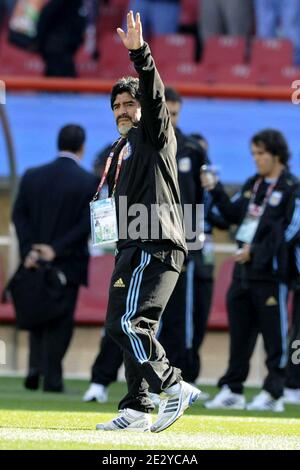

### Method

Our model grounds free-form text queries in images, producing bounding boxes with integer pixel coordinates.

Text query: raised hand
[117,11,144,50]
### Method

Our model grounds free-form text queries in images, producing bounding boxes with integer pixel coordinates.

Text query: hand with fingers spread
[117,10,144,50]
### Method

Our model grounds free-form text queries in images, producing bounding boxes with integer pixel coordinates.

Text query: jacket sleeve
[284,184,300,245]
[51,204,91,257]
[209,181,250,225]
[51,177,98,257]
[12,172,34,260]
[129,43,172,150]
[206,202,230,230]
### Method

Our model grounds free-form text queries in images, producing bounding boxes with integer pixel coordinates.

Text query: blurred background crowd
[0,0,299,82]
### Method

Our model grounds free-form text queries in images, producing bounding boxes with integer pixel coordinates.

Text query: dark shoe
[24,373,40,390]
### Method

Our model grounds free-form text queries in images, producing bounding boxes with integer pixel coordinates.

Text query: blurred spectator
[202,129,300,412]
[125,0,180,36]
[189,133,230,383]
[199,0,253,41]
[37,0,87,77]
[254,0,300,65]
[12,124,98,392]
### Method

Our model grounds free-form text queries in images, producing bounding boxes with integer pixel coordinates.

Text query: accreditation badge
[90,197,118,246]
[269,191,282,207]
[235,215,260,244]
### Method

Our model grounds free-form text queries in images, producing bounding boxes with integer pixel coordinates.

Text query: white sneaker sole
[150,387,201,433]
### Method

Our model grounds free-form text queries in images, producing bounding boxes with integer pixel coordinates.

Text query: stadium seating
[0,37,43,76]
[76,47,101,79]
[159,62,213,84]
[251,38,294,69]
[179,0,199,27]
[0,257,15,323]
[150,34,196,69]
[208,258,233,330]
[74,255,114,325]
[97,0,129,36]
[97,32,136,80]
[202,36,247,66]
[213,64,261,86]
[259,65,300,87]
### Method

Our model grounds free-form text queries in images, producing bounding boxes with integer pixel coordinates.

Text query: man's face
[112,92,141,136]
[166,100,181,128]
[251,143,278,177]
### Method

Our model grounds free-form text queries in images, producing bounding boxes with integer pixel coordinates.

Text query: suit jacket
[12,156,98,286]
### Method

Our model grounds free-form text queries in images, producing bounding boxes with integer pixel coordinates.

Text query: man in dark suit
[12,124,98,392]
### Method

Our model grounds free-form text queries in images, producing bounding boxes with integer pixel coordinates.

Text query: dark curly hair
[110,76,141,109]
[251,129,290,166]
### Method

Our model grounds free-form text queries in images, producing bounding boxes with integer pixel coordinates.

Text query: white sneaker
[82,383,108,403]
[96,408,151,432]
[283,388,300,405]
[204,385,246,410]
[246,390,284,412]
[196,391,210,401]
[150,381,201,433]
[149,393,160,407]
[189,383,210,401]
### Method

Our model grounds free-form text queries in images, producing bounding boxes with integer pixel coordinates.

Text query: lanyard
[93,138,126,201]
[247,178,277,215]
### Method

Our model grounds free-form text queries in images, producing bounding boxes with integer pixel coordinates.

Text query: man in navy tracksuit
[95,11,200,433]
[202,129,300,412]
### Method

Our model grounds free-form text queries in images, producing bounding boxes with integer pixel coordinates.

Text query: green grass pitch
[0,377,300,450]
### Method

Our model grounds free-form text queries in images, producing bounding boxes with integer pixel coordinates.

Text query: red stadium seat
[159,62,213,84]
[74,255,114,325]
[0,302,15,324]
[97,0,129,36]
[214,64,261,86]
[259,65,300,87]
[0,39,43,76]
[202,36,247,66]
[179,0,199,26]
[76,47,101,78]
[208,258,234,330]
[150,34,196,68]
[98,32,130,69]
[98,61,137,80]
[0,257,15,324]
[251,38,294,69]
